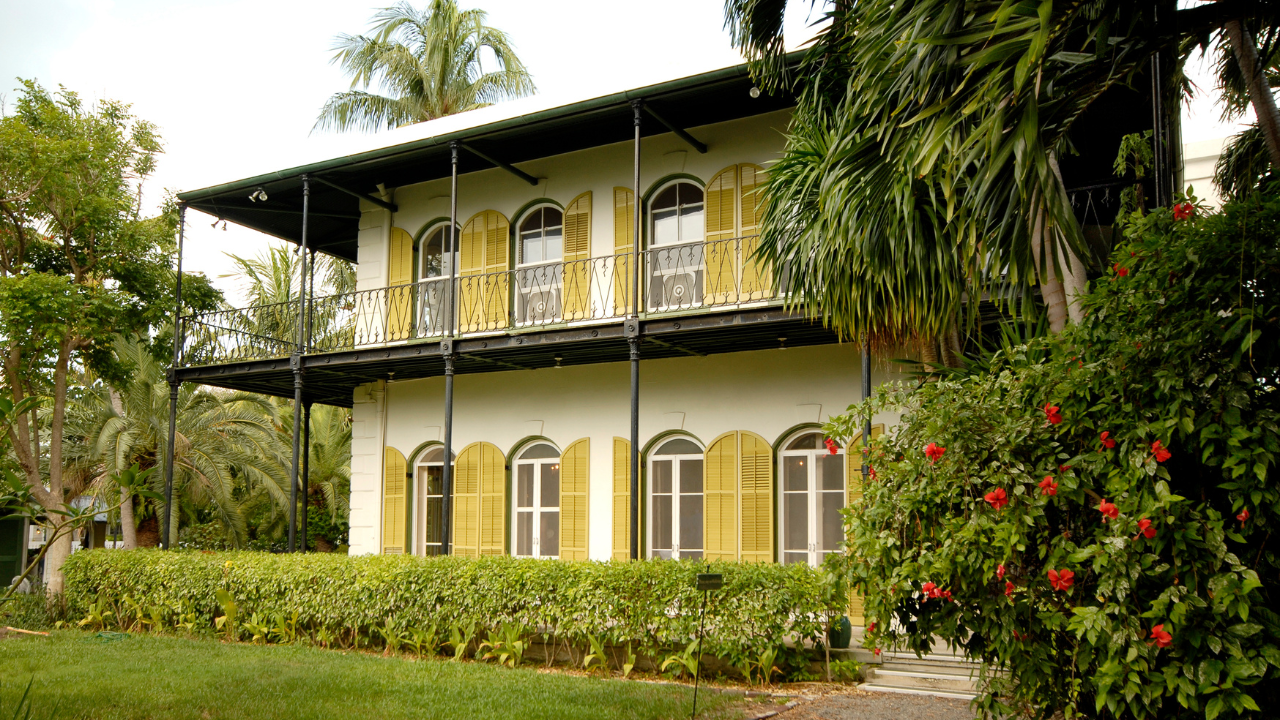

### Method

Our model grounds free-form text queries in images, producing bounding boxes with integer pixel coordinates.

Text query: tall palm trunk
[109,389,138,550]
[1225,20,1280,169]
[1032,208,1070,333]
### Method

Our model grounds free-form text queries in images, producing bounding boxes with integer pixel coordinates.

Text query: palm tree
[314,0,535,133]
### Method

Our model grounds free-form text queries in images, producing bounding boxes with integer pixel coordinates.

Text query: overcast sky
[0,0,1250,307]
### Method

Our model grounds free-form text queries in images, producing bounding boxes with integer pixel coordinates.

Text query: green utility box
[0,515,28,588]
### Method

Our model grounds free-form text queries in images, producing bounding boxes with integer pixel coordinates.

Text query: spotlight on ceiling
[749,86,761,99]
[248,187,268,202]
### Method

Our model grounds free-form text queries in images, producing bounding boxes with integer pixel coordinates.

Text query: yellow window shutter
[738,431,773,563]
[453,442,483,557]
[612,437,631,560]
[563,192,592,320]
[612,187,635,315]
[457,211,510,332]
[484,212,511,330]
[459,214,485,333]
[382,447,408,554]
[703,431,739,561]
[560,438,590,561]
[704,166,739,303]
[479,441,506,556]
[846,423,885,503]
[737,164,771,300]
[387,227,415,341]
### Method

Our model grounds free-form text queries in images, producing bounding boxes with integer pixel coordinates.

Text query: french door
[648,438,705,560]
[514,444,560,558]
[780,433,846,566]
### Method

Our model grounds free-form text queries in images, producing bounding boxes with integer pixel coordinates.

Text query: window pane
[544,228,563,261]
[652,460,673,494]
[656,438,701,455]
[543,207,563,226]
[517,512,532,556]
[540,463,559,509]
[783,552,808,565]
[653,209,678,246]
[678,183,704,205]
[653,185,679,210]
[784,456,808,492]
[540,510,560,557]
[424,465,443,496]
[682,550,704,560]
[787,433,821,450]
[521,210,543,233]
[522,233,542,264]
[520,443,560,459]
[679,459,703,494]
[784,493,808,551]
[680,494,703,551]
[820,491,845,552]
[425,496,442,551]
[679,204,704,243]
[517,465,534,508]
[653,495,673,551]
[422,229,444,278]
[820,454,845,491]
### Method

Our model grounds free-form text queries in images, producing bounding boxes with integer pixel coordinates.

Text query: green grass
[0,632,742,720]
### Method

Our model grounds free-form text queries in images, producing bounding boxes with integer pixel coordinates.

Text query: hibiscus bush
[827,190,1280,719]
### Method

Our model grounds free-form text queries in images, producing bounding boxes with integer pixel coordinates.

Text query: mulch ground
[759,688,977,720]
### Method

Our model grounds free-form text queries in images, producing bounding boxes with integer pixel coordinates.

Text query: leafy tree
[314,0,535,133]
[826,190,1280,718]
[723,1,1280,347]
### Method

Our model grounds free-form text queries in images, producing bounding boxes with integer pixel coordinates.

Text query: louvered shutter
[846,424,883,626]
[479,442,506,556]
[483,213,511,330]
[459,214,486,333]
[382,447,409,554]
[452,443,483,557]
[704,167,739,303]
[737,164,771,300]
[562,192,592,320]
[612,188,635,315]
[387,227,415,341]
[738,431,773,562]
[703,432,738,561]
[612,437,631,560]
[560,438,590,560]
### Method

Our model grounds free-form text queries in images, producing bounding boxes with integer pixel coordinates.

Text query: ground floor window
[413,447,452,556]
[513,442,560,558]
[779,431,845,566]
[648,437,704,560]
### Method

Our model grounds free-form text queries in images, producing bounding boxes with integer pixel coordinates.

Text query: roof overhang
[177,61,796,262]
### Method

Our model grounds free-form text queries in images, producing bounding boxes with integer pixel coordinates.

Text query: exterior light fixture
[749,86,761,98]
[778,336,787,350]
[554,355,563,368]
[249,187,268,202]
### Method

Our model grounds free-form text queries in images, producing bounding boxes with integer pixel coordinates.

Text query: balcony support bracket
[311,175,399,213]
[643,105,708,154]
[459,142,540,186]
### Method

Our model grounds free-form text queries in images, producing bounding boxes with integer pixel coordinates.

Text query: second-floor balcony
[179,234,786,368]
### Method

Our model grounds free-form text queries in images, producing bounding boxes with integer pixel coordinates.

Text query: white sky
[0,0,1254,307]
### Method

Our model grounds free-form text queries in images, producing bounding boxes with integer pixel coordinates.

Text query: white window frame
[646,436,705,560]
[777,430,847,567]
[511,442,562,559]
[517,205,565,267]
[412,447,453,557]
[648,180,705,248]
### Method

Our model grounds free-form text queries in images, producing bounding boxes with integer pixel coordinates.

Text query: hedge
[62,550,838,671]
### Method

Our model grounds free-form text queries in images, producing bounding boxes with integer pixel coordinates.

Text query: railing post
[441,141,459,555]
[162,204,186,551]
[289,175,311,553]
[629,99,643,561]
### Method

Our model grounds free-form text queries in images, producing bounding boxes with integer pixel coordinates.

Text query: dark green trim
[771,422,825,454]
[412,217,455,248]
[504,435,561,466]
[509,198,564,232]
[641,173,705,206]
[407,439,454,466]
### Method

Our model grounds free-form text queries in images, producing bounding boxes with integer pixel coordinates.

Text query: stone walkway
[778,690,977,720]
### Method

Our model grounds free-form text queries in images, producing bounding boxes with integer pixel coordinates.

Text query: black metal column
[288,175,311,553]
[162,204,186,550]
[629,100,643,561]
[300,401,311,552]
[861,341,871,481]
[440,141,459,555]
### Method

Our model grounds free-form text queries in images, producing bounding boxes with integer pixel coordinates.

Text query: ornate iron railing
[179,235,776,367]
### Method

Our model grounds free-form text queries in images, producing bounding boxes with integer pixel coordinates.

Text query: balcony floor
[174,307,844,407]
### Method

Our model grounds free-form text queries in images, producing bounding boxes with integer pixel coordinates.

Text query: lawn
[0,632,748,720]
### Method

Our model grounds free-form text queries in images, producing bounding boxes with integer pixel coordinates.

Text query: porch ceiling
[176,61,797,263]
[173,308,843,408]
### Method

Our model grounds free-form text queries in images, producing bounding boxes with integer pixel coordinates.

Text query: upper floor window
[419,224,456,279]
[650,182,704,247]
[779,431,845,567]
[513,442,561,558]
[519,206,564,265]
[649,436,704,560]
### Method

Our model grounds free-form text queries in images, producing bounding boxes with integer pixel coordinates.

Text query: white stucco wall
[1182,136,1227,210]
[349,342,905,558]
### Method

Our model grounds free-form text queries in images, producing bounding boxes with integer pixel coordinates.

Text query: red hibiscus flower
[1238,508,1250,524]
[984,488,1009,510]
[1048,568,1075,592]
[924,443,946,463]
[1058,464,1072,473]
[824,438,839,455]
[873,648,881,656]
[1149,624,1173,648]
[1113,263,1130,277]
[1038,476,1058,496]
[868,465,877,481]
[1136,518,1157,539]
[867,622,876,633]
[996,564,1006,580]
[1151,440,1171,463]
[1173,202,1194,221]
[1005,581,1015,596]
[1043,403,1062,425]
[1099,499,1119,522]
[941,590,953,602]
[921,581,937,599]
[1100,431,1116,449]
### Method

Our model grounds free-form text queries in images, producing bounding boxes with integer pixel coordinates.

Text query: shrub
[827,192,1280,718]
[0,587,63,630]
[62,550,836,673]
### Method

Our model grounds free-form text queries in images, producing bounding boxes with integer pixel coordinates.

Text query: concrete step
[866,668,979,694]
[859,683,979,701]
[878,659,981,677]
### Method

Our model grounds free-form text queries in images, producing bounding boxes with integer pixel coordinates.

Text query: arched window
[516,206,565,325]
[647,182,706,312]
[778,430,845,566]
[648,436,704,560]
[513,442,561,558]
[413,446,454,556]
[418,224,456,335]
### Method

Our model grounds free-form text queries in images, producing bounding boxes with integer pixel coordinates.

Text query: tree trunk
[1032,208,1069,333]
[1226,20,1280,170]
[136,515,160,548]
[920,337,940,367]
[42,525,73,594]
[108,388,138,551]
[939,333,959,368]
[1048,154,1088,325]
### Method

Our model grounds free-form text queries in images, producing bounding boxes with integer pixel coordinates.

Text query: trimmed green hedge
[63,550,836,669]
